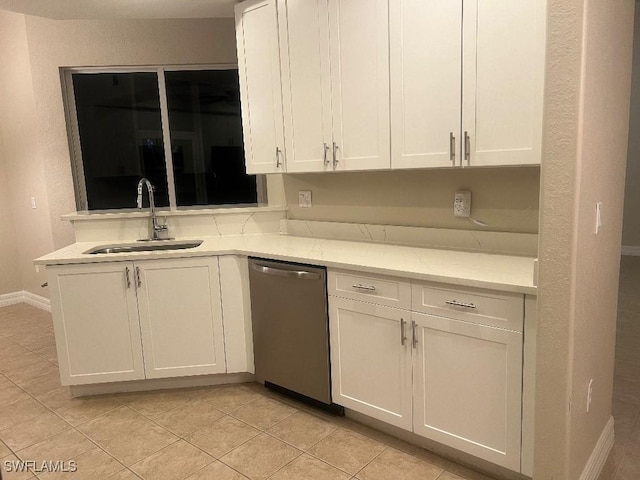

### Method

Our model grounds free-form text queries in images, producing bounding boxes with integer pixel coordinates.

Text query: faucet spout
[136,178,170,241]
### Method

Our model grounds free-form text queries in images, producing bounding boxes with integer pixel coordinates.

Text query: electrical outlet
[454,191,471,217]
[587,378,593,412]
[35,265,39,273]
[30,197,37,209]
[298,190,312,208]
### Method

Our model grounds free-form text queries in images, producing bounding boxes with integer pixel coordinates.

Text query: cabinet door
[462,0,545,166]
[328,0,390,171]
[279,0,333,173]
[412,312,522,471]
[329,297,412,430]
[135,258,226,379]
[390,0,462,169]
[48,262,144,385]
[235,0,286,173]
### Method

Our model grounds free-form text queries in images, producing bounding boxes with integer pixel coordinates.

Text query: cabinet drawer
[328,269,411,309]
[411,282,524,332]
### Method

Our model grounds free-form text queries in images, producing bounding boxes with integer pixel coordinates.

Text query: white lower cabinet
[48,257,227,386]
[412,312,523,472]
[135,258,226,379]
[329,297,413,430]
[49,262,145,385]
[328,270,525,472]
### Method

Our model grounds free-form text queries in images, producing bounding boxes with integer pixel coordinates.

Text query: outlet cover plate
[299,190,312,208]
[454,191,471,217]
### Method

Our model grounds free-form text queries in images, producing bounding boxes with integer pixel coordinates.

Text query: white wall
[0,137,21,295]
[0,10,53,295]
[23,15,238,252]
[568,0,632,476]
[535,0,634,478]
[0,13,238,297]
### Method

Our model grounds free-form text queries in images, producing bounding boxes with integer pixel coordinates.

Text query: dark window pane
[165,70,257,206]
[73,72,169,209]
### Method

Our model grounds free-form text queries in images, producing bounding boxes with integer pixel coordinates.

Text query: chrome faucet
[136,178,171,241]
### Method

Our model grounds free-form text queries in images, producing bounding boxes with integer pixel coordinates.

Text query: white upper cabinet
[235,0,286,174]
[389,0,545,169]
[462,0,546,166]
[278,0,390,172]
[279,0,333,173]
[235,0,545,173]
[328,0,390,171]
[390,0,462,169]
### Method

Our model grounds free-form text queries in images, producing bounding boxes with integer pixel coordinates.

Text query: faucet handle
[152,219,172,240]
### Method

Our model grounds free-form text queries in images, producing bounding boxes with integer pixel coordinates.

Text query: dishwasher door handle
[250,263,322,280]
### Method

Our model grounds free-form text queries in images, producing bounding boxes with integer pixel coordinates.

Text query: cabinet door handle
[449,132,456,163]
[125,267,131,289]
[411,320,418,349]
[135,267,142,288]
[352,283,376,291]
[275,147,283,168]
[464,131,471,164]
[323,143,331,166]
[400,318,407,346]
[445,300,477,309]
[332,142,338,168]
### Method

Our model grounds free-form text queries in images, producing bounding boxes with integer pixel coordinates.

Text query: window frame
[62,65,266,212]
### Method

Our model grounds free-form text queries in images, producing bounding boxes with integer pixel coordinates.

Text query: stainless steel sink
[84,240,203,255]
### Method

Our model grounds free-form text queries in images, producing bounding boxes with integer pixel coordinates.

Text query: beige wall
[283,167,540,233]
[536,1,634,479]
[0,10,53,295]
[568,0,632,476]
[23,16,238,252]
[0,139,21,295]
[622,8,640,248]
[0,13,238,296]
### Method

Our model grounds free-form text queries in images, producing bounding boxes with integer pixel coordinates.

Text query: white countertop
[34,234,537,295]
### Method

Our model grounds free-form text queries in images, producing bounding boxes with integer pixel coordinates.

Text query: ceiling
[0,0,237,19]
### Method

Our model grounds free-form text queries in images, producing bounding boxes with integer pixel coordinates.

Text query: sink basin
[84,240,203,255]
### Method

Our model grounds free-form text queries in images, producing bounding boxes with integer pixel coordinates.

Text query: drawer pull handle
[352,284,376,291]
[411,320,418,349]
[449,132,455,162]
[445,300,477,309]
[125,267,131,289]
[400,318,407,346]
[136,267,142,288]
[464,131,471,163]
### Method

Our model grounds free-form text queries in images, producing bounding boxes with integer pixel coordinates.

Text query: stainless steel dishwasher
[248,257,341,412]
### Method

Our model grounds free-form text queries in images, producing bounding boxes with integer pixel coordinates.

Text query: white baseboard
[621,245,640,256]
[23,291,51,312]
[0,291,25,308]
[579,416,614,480]
[0,291,51,312]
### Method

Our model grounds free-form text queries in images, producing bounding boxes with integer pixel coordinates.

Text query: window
[64,66,263,211]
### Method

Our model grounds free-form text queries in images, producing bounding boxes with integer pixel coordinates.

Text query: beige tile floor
[600,255,640,479]
[0,303,497,480]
